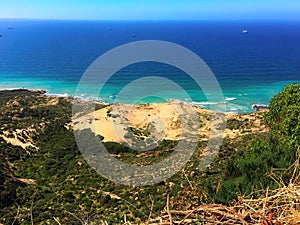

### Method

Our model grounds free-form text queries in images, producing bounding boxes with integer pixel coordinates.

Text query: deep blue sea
[0,20,300,113]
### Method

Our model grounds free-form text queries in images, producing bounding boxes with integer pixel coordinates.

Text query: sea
[0,20,300,113]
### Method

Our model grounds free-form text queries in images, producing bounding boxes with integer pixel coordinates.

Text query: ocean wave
[192,101,223,106]
[225,97,236,101]
[45,93,69,98]
[167,98,224,106]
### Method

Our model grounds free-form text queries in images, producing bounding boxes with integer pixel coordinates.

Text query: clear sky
[1,0,300,20]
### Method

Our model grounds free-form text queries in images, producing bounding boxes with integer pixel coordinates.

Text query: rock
[31,90,46,95]
[11,101,20,107]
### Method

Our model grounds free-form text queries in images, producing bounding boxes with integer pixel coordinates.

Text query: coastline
[2,79,300,114]
[1,88,268,146]
[1,87,261,114]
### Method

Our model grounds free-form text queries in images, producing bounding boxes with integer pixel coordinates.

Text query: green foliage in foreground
[0,85,299,223]
[216,83,300,202]
[265,83,300,146]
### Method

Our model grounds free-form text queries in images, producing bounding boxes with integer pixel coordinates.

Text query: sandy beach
[73,101,268,144]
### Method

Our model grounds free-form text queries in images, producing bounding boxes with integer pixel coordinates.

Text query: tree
[265,83,300,147]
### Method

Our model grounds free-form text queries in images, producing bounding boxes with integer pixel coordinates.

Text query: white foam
[46,93,69,98]
[225,97,236,101]
[193,101,221,106]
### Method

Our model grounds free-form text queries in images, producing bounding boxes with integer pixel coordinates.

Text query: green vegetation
[226,117,253,130]
[265,83,300,146]
[216,83,300,203]
[0,84,299,224]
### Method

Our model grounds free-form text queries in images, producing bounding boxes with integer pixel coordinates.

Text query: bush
[217,83,300,203]
[265,83,300,146]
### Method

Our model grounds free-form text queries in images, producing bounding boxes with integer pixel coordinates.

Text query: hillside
[0,85,299,224]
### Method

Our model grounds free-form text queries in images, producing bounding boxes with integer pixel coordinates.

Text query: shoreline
[3,79,299,114]
[1,87,269,148]
[1,88,261,114]
[0,88,268,144]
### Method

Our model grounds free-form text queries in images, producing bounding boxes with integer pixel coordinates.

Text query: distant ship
[242,29,248,34]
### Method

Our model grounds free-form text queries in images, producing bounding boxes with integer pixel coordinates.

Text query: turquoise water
[0,20,300,113]
[1,73,299,113]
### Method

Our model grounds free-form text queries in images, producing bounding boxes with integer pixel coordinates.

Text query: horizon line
[1,18,300,22]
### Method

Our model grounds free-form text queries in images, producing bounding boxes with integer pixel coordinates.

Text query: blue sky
[1,0,300,20]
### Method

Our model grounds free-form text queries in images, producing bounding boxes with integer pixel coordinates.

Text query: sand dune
[73,101,268,144]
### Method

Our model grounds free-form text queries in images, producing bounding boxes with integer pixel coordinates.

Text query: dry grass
[138,147,300,225]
